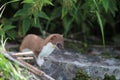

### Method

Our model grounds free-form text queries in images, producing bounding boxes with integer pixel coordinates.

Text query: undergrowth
[0,53,28,80]
[0,35,28,80]
[73,69,116,80]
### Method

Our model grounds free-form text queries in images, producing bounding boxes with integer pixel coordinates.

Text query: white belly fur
[36,42,56,66]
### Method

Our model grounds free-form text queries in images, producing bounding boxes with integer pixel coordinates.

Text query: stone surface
[5,42,120,80]
[41,49,120,80]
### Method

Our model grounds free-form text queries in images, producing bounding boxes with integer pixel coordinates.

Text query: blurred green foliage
[103,73,116,80]
[0,53,27,80]
[73,69,116,80]
[0,0,119,45]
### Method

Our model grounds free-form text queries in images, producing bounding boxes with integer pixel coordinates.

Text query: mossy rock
[103,73,116,80]
[73,69,92,80]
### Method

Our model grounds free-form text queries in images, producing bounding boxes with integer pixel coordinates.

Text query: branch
[17,57,34,60]
[1,51,55,80]
[13,51,34,57]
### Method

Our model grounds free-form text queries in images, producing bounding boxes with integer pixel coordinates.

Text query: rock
[41,50,120,80]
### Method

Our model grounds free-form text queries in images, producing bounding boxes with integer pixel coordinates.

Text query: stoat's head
[49,34,64,50]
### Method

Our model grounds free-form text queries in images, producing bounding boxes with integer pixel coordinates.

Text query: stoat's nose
[56,43,64,50]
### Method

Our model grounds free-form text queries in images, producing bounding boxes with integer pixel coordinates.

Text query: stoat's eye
[56,43,64,49]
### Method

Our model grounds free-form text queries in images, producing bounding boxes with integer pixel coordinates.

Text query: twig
[1,51,55,80]
[17,57,34,60]
[13,51,34,56]
[18,59,55,80]
[1,51,25,67]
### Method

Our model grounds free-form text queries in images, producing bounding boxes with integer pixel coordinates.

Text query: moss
[73,69,92,80]
[73,70,116,80]
[103,73,116,80]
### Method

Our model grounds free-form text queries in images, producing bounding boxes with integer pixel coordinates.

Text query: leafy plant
[92,0,105,47]
[92,0,117,47]
[1,0,52,38]
[0,34,27,80]
[62,0,117,46]
[0,0,119,46]
[0,53,27,80]
[14,0,52,36]
[0,24,17,39]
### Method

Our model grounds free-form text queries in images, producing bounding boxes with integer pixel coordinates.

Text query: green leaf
[3,25,15,32]
[22,0,34,3]
[62,0,76,18]
[0,77,4,80]
[0,30,5,36]
[62,7,68,18]
[0,54,27,80]
[22,18,31,35]
[96,11,105,48]
[0,24,3,29]
[38,11,50,20]
[102,0,109,12]
[14,9,28,17]
[14,4,32,17]
[6,30,17,39]
[31,18,41,28]
[63,17,73,36]
[41,0,53,6]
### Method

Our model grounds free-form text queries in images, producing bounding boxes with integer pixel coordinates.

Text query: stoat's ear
[51,35,57,41]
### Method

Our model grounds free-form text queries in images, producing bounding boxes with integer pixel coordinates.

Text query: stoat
[19,34,64,66]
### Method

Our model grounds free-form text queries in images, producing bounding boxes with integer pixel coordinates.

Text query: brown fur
[20,34,64,57]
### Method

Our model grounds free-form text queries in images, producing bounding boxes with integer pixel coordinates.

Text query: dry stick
[18,59,55,80]
[17,57,34,60]
[1,51,55,80]
[13,51,34,56]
